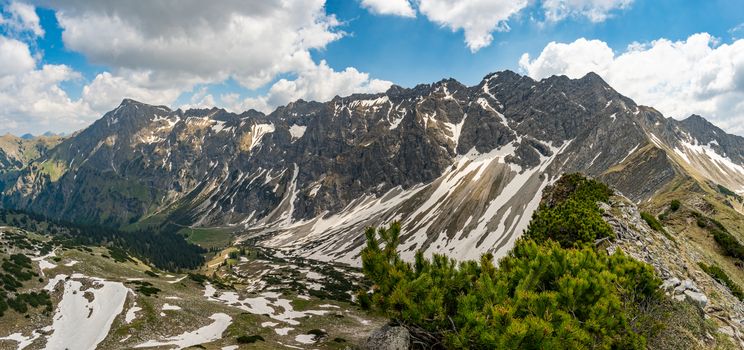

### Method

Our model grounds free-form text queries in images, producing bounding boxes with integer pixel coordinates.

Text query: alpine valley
[2,71,744,349]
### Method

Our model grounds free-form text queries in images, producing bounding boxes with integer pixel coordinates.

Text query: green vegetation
[712,230,744,261]
[698,262,744,301]
[184,227,234,250]
[0,251,53,317]
[237,334,265,344]
[670,200,681,211]
[307,329,328,341]
[108,246,135,263]
[525,173,614,247]
[692,211,744,261]
[188,273,209,285]
[717,184,743,202]
[0,208,205,270]
[359,174,666,349]
[126,280,161,297]
[641,212,665,232]
[37,159,67,182]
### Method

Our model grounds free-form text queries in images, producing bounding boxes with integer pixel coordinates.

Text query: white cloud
[518,38,614,79]
[1,1,44,37]
[542,0,633,23]
[520,33,744,135]
[359,0,635,52]
[0,35,36,76]
[236,58,392,113]
[360,0,416,17]
[0,0,401,135]
[0,35,92,134]
[417,0,528,52]
[46,0,343,89]
[81,70,185,113]
[730,22,744,40]
[178,86,216,110]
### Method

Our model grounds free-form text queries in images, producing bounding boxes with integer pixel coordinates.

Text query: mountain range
[1,70,744,265]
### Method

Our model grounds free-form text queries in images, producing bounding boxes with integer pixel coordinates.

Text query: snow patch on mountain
[288,125,307,142]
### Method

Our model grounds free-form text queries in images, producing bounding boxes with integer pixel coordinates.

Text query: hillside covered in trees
[0,209,204,270]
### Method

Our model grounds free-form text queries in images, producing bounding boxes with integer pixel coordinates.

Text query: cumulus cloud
[178,86,217,111]
[0,35,36,76]
[542,0,633,23]
[518,38,614,79]
[233,58,392,113]
[0,35,92,134]
[0,1,44,37]
[45,0,343,89]
[360,0,416,17]
[359,0,633,52]
[81,70,185,113]
[520,33,744,135]
[0,0,398,135]
[417,0,528,52]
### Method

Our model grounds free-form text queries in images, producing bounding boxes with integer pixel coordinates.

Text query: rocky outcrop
[362,325,410,350]
[601,194,744,348]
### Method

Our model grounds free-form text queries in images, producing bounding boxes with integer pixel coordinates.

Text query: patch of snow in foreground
[275,327,293,335]
[162,303,181,311]
[0,331,45,349]
[126,303,142,323]
[295,334,317,344]
[135,313,232,349]
[203,283,327,325]
[167,275,188,284]
[45,274,130,350]
[222,346,239,350]
[32,250,57,275]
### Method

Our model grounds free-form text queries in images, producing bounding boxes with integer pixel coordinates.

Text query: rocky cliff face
[2,71,744,264]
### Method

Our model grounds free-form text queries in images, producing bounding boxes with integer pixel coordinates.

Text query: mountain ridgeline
[1,70,744,265]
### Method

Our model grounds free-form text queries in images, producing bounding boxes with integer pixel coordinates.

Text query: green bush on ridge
[641,212,664,232]
[359,174,665,349]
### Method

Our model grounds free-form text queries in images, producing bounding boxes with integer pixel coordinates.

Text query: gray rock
[684,290,708,308]
[661,277,681,291]
[363,325,411,350]
[674,279,700,294]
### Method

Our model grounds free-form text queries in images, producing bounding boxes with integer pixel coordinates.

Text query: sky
[0,0,743,136]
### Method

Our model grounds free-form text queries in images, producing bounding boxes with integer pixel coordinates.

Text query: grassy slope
[643,176,744,296]
[0,227,382,349]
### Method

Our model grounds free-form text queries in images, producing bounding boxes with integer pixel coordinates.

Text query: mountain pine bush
[360,174,664,349]
[524,173,614,247]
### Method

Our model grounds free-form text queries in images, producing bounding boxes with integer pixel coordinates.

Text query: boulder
[684,290,708,308]
[362,325,411,350]
[661,277,681,291]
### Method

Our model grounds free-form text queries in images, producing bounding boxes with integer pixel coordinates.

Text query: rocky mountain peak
[2,70,744,266]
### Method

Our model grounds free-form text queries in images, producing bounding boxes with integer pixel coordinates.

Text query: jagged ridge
[1,70,744,265]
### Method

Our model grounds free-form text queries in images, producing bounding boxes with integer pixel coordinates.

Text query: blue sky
[0,0,743,135]
[322,0,744,87]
